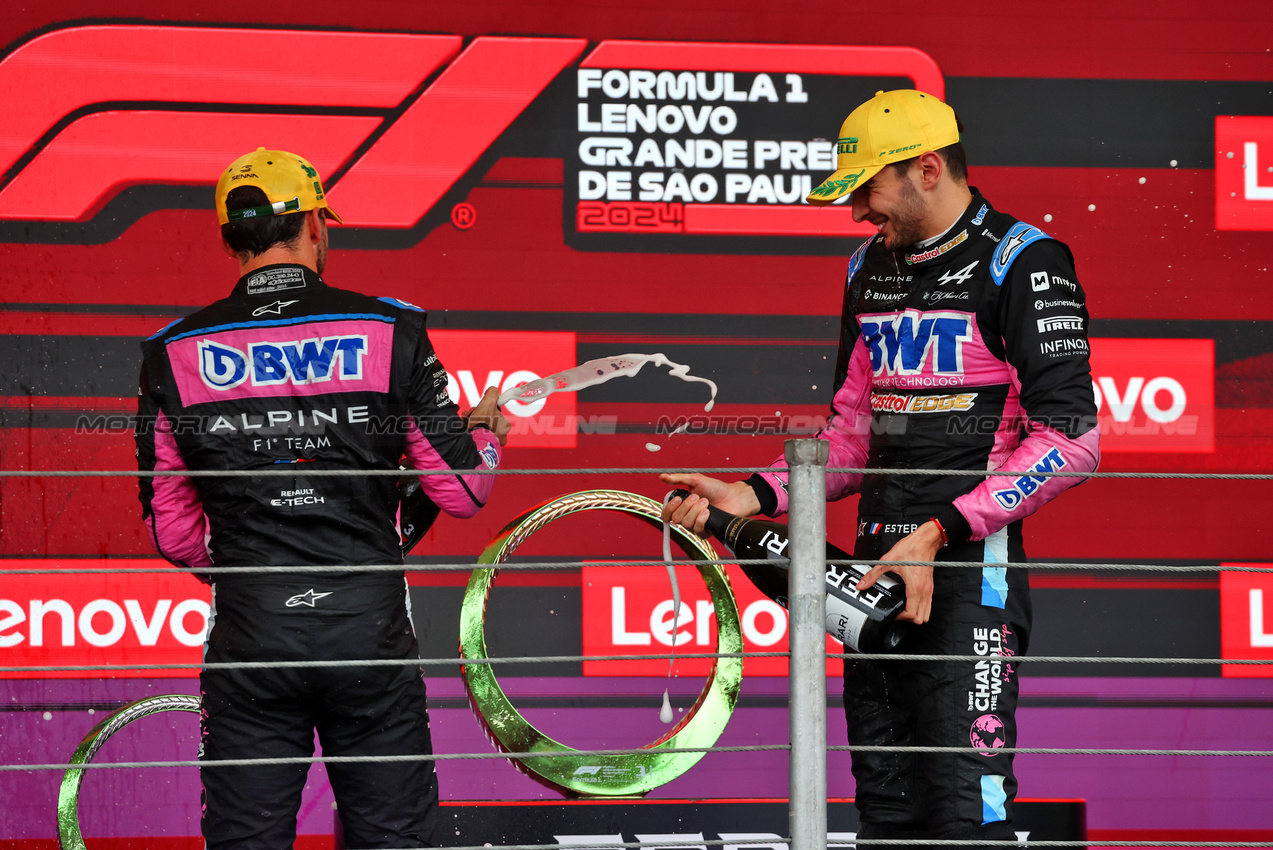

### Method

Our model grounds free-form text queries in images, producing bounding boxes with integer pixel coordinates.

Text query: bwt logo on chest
[861,310,971,376]
[197,335,368,390]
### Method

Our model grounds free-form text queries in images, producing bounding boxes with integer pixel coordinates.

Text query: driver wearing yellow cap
[664,89,1099,847]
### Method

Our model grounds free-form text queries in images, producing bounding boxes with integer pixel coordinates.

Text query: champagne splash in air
[498,353,717,411]
[646,419,692,452]
[499,354,717,724]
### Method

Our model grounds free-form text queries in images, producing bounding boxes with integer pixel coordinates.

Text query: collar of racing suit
[894,190,991,268]
[231,263,326,297]
[913,211,964,250]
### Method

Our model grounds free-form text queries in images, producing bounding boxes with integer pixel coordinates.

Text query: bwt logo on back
[861,310,971,376]
[199,335,367,390]
[991,447,1067,511]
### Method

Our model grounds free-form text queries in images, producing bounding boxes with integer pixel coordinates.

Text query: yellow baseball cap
[807,90,960,206]
[214,148,343,225]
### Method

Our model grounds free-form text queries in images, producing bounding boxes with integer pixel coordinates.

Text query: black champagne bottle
[673,491,907,653]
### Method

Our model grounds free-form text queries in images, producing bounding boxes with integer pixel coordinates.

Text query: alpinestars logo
[990,222,1050,285]
[252,300,300,317]
[285,589,333,608]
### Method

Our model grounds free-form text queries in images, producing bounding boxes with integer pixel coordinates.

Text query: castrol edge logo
[1088,338,1214,453]
[871,391,977,414]
[0,563,210,679]
[582,563,843,677]
[429,330,578,448]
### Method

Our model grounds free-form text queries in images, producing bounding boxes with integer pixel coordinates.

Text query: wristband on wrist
[929,516,949,547]
[744,474,779,517]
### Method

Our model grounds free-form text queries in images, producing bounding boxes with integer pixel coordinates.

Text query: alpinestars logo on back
[286,589,333,607]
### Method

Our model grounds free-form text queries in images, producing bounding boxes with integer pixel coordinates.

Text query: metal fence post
[785,438,829,850]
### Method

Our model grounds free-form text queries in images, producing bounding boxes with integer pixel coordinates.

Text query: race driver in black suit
[136,148,511,849]
[663,90,1099,848]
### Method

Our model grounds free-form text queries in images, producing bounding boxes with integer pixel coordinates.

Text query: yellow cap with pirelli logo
[807,89,959,206]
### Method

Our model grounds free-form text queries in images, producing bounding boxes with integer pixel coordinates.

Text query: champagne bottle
[671,490,907,653]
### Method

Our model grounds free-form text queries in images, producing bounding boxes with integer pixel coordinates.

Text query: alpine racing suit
[749,193,1100,842]
[135,263,502,849]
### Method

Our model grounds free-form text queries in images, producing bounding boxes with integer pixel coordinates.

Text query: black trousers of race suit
[846,521,1031,848]
[200,578,438,850]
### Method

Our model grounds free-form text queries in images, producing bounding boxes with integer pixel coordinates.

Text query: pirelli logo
[871,392,977,414]
[1037,315,1085,333]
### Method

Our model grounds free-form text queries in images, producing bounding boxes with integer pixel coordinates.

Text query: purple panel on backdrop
[2,676,1272,841]
[1013,677,1273,830]
[0,678,337,840]
[431,674,1273,831]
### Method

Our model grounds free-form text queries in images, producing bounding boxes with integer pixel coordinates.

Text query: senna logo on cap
[808,168,866,199]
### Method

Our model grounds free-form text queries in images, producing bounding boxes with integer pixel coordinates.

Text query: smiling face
[850,162,930,251]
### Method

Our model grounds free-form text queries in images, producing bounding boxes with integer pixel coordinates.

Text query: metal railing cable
[1,653,1270,675]
[4,466,1273,479]
[0,560,1263,575]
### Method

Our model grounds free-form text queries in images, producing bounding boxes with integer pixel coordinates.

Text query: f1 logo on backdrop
[581,562,844,677]
[1215,117,1273,231]
[1089,338,1214,453]
[0,564,209,679]
[0,26,587,225]
[429,330,579,448]
[0,24,942,244]
[1219,568,1273,678]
